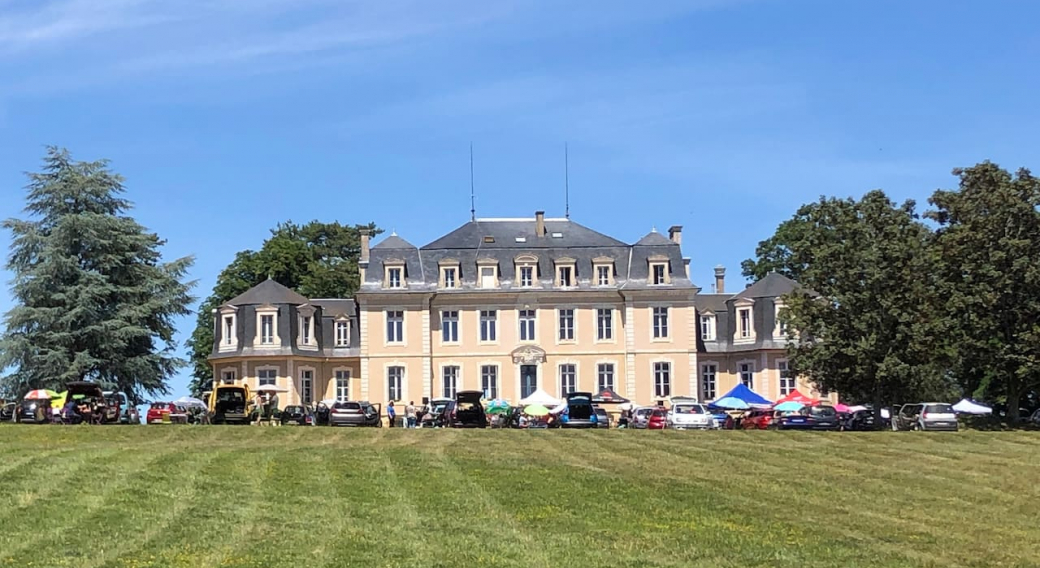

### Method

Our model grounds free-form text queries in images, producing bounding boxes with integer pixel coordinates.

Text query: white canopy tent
[174,396,207,410]
[518,389,561,407]
[952,399,992,415]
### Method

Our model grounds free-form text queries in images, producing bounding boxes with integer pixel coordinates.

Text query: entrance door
[520,365,538,399]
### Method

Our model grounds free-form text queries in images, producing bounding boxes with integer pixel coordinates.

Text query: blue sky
[1,0,1038,398]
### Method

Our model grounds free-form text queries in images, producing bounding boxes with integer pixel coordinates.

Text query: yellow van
[209,384,253,425]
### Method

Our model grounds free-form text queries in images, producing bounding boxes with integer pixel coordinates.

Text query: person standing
[387,401,396,428]
[405,401,416,428]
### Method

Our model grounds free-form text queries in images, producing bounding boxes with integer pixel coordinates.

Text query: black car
[16,400,50,423]
[776,405,841,430]
[420,397,453,428]
[842,409,889,431]
[445,391,487,428]
[561,392,597,428]
[0,402,15,422]
[280,405,315,426]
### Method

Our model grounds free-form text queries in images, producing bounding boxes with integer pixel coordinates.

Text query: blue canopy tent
[708,383,772,408]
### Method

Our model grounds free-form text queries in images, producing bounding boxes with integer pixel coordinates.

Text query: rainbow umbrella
[24,389,58,400]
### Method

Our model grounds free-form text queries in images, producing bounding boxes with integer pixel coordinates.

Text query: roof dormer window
[555,257,577,288]
[217,306,238,352]
[592,256,615,287]
[439,259,460,289]
[514,254,538,289]
[648,254,670,285]
[476,258,499,289]
[297,305,318,350]
[254,305,280,347]
[384,260,406,289]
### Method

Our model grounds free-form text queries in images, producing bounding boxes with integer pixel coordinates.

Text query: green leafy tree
[1,147,195,401]
[746,191,951,425]
[927,163,1040,425]
[186,221,379,395]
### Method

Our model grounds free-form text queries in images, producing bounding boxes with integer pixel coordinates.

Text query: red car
[647,408,668,429]
[741,409,776,430]
[146,402,177,424]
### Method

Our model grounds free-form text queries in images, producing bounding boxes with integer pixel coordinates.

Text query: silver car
[892,403,958,431]
[630,406,654,429]
[667,402,716,430]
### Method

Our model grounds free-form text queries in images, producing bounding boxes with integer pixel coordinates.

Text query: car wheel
[912,422,921,431]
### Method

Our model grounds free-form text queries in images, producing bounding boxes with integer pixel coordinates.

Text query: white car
[667,402,716,430]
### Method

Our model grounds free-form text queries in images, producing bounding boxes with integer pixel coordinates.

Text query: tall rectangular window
[739,308,752,339]
[519,266,534,287]
[223,316,234,345]
[520,365,537,399]
[386,310,404,343]
[387,366,403,401]
[596,308,613,340]
[480,310,497,342]
[558,266,573,287]
[261,315,275,344]
[519,309,536,341]
[481,365,498,400]
[654,362,671,398]
[558,309,575,341]
[700,315,716,341]
[559,364,577,395]
[775,304,788,336]
[740,362,755,389]
[258,369,276,386]
[300,370,313,404]
[652,307,669,339]
[701,364,717,400]
[443,267,456,289]
[441,310,459,343]
[652,264,666,285]
[335,370,350,402]
[480,266,496,288]
[597,265,611,286]
[387,267,402,288]
[335,321,350,347]
[597,363,615,392]
[778,360,794,396]
[301,316,312,344]
[221,370,236,384]
[442,366,459,398]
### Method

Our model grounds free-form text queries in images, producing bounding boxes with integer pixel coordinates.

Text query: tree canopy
[1,147,195,401]
[186,221,379,395]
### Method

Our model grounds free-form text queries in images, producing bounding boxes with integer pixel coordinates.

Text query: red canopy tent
[775,389,819,406]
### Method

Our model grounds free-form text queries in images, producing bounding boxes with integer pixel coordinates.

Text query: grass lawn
[0,426,1037,568]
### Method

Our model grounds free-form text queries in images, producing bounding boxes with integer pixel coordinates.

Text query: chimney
[714,265,725,294]
[668,225,683,246]
[535,210,545,237]
[359,228,371,281]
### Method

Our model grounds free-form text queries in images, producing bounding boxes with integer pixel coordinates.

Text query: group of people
[251,392,280,425]
[386,401,422,428]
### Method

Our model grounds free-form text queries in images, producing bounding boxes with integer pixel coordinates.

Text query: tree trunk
[1006,387,1022,427]
[872,385,884,431]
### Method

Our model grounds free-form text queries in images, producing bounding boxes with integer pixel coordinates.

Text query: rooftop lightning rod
[565,142,570,219]
[470,143,476,222]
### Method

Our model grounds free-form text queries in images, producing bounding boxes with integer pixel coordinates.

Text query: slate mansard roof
[362,217,695,292]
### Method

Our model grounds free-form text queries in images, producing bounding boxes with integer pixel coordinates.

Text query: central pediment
[511,345,546,364]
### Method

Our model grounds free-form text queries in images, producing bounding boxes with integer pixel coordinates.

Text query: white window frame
[739,360,755,389]
[556,260,576,288]
[479,309,498,343]
[778,359,795,397]
[220,368,237,385]
[736,304,754,342]
[481,364,499,400]
[653,361,671,398]
[519,265,535,288]
[334,369,351,402]
[297,306,317,350]
[386,265,404,289]
[334,318,350,347]
[596,264,612,286]
[477,259,499,289]
[441,265,459,289]
[218,306,238,352]
[441,310,459,344]
[700,362,718,401]
[518,309,536,342]
[596,362,615,392]
[774,301,788,337]
[255,306,280,347]
[652,306,670,340]
[385,310,405,345]
[559,363,577,396]
[700,313,716,341]
[441,365,459,399]
[299,367,315,405]
[387,365,404,401]
[596,307,613,342]
[257,366,278,387]
[557,308,575,342]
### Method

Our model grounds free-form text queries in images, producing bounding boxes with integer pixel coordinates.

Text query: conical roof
[225,278,309,306]
[372,234,416,250]
[634,230,674,246]
[733,272,799,299]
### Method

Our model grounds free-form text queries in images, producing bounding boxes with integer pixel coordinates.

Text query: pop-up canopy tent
[709,383,771,408]
[591,388,630,404]
[775,389,818,406]
[952,399,992,415]
[518,389,561,407]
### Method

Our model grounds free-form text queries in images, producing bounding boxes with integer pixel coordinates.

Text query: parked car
[280,405,315,426]
[630,406,654,429]
[561,392,597,428]
[776,405,841,430]
[102,391,139,424]
[1030,408,1040,427]
[668,401,716,430]
[420,397,453,428]
[646,407,668,430]
[146,402,178,424]
[445,390,487,428]
[892,403,958,431]
[16,399,47,423]
[0,402,14,422]
[594,406,611,429]
[741,409,776,430]
[329,401,381,427]
[842,409,888,431]
[208,384,252,425]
